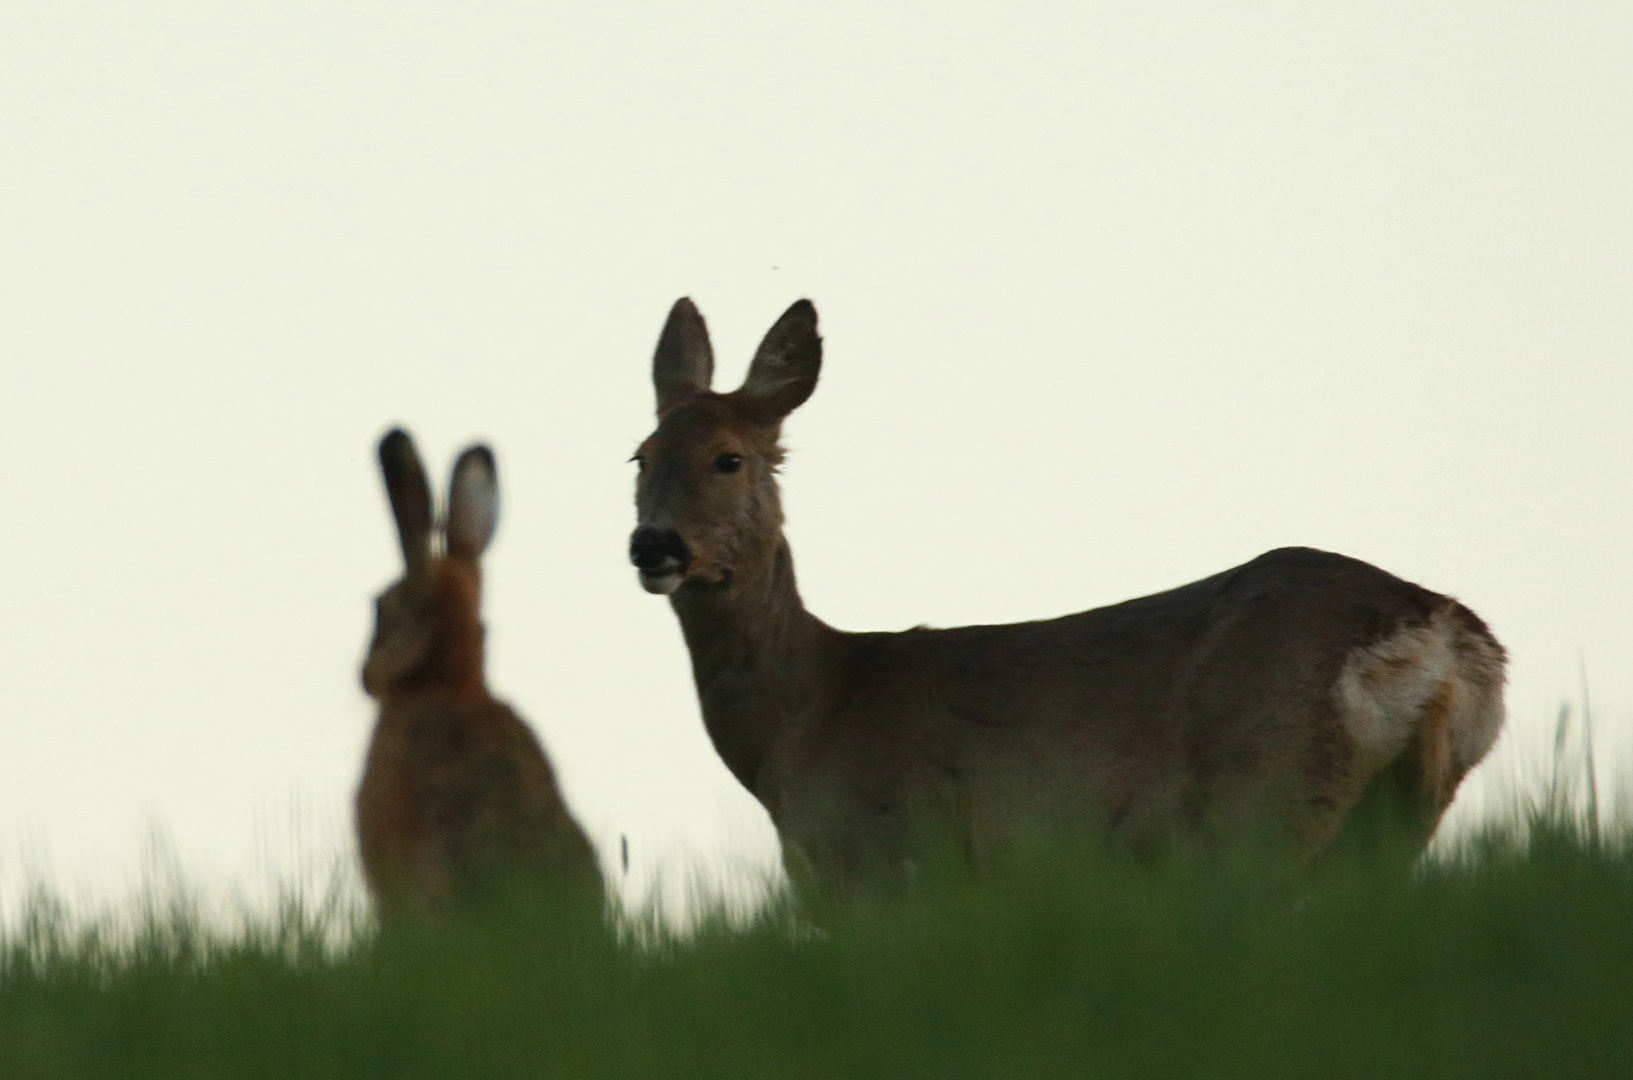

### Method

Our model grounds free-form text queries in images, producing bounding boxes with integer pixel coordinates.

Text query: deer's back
[768,547,1493,871]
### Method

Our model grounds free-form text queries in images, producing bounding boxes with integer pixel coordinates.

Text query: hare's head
[362,428,499,701]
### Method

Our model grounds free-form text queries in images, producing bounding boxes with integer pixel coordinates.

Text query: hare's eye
[715,453,743,474]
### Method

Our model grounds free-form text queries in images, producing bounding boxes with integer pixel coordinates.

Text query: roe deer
[358,428,601,920]
[628,299,1507,888]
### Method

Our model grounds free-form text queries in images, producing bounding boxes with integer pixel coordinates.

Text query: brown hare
[357,428,601,921]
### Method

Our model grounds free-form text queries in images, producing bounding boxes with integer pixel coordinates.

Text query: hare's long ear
[447,445,498,560]
[733,299,821,423]
[379,428,433,572]
[653,297,714,415]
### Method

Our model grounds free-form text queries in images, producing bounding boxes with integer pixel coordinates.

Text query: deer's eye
[629,452,646,471]
[715,453,743,474]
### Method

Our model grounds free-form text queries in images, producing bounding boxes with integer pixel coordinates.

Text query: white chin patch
[639,571,684,596]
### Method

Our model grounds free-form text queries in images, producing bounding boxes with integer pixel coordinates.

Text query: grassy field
[2,807,1630,1080]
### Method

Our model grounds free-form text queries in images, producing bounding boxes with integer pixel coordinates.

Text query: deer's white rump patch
[1334,603,1506,781]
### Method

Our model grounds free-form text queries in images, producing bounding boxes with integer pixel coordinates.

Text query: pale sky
[2,2,1629,918]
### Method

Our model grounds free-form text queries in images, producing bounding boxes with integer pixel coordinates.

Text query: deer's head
[629,299,821,596]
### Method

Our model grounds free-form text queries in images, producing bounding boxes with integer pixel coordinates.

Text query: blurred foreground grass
[2,808,1630,1080]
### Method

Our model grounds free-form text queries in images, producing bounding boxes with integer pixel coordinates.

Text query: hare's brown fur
[357,429,600,920]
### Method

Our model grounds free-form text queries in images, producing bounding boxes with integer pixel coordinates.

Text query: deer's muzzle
[629,526,692,595]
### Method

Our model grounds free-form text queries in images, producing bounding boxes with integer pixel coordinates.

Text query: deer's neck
[669,538,835,801]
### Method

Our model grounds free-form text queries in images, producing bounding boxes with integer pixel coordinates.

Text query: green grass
[3,808,1630,1080]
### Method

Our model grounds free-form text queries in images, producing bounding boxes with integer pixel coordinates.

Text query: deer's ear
[447,444,498,560]
[653,297,714,415]
[379,428,433,572]
[734,299,821,422]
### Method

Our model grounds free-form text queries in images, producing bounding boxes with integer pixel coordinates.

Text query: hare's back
[359,698,596,885]
[470,701,599,866]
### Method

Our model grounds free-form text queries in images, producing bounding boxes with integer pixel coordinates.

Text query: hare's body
[357,429,600,920]
[357,696,596,913]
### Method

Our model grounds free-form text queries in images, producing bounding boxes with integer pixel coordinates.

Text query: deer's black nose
[629,526,690,572]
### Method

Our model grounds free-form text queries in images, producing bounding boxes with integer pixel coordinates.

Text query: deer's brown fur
[630,299,1506,889]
